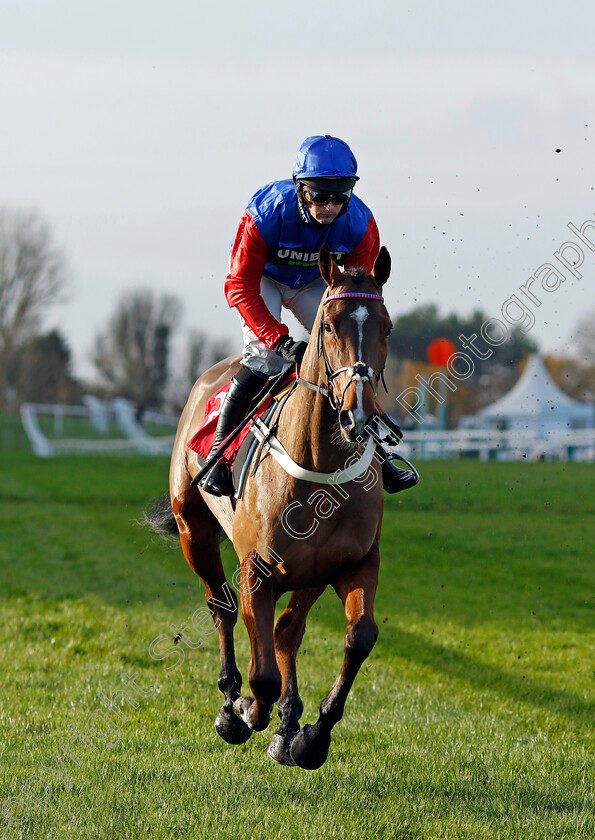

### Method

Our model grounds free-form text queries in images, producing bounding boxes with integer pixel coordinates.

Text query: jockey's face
[303,196,343,225]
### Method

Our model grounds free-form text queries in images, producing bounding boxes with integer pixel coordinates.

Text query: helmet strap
[295,182,312,225]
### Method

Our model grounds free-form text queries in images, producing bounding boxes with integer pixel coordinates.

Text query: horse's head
[316,243,392,442]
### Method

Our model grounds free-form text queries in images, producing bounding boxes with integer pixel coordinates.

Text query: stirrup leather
[364,414,420,494]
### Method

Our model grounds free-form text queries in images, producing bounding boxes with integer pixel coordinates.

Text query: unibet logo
[275,249,346,267]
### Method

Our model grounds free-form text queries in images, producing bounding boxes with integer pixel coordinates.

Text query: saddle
[188,371,296,502]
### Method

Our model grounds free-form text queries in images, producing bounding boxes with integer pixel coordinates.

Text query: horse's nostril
[339,410,354,431]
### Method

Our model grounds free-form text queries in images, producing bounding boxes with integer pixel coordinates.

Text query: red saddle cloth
[186,373,294,465]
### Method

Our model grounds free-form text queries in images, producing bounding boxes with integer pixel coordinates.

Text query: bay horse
[152,243,392,769]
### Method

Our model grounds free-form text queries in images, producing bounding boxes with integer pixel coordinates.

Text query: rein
[296,291,388,413]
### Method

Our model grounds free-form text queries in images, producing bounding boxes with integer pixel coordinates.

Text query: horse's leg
[267,587,326,765]
[172,489,252,744]
[232,550,282,732]
[290,541,380,770]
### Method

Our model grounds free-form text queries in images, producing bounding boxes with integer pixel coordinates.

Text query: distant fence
[399,428,595,462]
[20,398,178,457]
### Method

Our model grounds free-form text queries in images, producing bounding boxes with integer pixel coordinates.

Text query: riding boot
[198,366,268,497]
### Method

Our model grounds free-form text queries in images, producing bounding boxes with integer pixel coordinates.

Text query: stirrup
[381,458,419,494]
[363,414,419,493]
[198,458,234,497]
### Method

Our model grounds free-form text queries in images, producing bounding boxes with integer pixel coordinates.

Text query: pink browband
[324,292,384,305]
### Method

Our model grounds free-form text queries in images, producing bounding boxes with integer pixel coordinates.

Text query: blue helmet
[293,135,359,189]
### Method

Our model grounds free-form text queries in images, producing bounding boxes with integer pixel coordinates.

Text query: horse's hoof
[214,705,253,744]
[267,733,297,766]
[289,724,331,770]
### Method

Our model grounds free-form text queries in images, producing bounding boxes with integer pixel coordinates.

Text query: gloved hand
[377,413,403,442]
[372,412,404,447]
[273,335,308,365]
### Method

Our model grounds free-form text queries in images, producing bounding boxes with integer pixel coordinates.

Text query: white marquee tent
[469,355,593,435]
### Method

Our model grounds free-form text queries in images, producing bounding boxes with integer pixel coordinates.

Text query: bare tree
[163,329,234,410]
[185,329,233,389]
[93,288,182,408]
[19,329,81,404]
[0,208,67,403]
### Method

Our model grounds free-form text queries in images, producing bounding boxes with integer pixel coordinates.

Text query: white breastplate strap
[250,416,378,484]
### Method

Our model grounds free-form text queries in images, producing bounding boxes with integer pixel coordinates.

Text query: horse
[148,243,393,769]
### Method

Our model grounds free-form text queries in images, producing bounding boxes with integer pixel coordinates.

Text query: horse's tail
[143,492,179,538]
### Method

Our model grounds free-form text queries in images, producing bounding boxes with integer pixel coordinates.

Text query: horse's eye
[386,326,393,337]
[324,322,333,334]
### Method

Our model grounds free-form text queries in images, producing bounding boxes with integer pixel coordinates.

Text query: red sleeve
[224,211,289,349]
[343,214,380,273]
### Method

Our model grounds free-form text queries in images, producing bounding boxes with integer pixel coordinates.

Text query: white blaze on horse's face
[350,305,369,356]
[349,305,370,433]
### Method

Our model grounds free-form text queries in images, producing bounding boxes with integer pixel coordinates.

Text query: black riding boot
[198,366,267,497]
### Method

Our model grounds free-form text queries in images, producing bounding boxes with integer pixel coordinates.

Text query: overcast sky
[1,0,594,379]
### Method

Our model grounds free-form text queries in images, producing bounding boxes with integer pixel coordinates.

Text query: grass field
[0,443,593,839]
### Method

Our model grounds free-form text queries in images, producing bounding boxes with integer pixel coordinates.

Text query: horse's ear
[372,246,391,287]
[319,243,343,288]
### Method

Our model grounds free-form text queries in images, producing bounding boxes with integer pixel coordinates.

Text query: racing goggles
[301,186,352,206]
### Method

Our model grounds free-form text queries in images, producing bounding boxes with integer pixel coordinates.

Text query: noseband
[297,291,388,414]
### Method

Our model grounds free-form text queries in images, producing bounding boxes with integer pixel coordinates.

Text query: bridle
[237,289,414,490]
[296,291,389,414]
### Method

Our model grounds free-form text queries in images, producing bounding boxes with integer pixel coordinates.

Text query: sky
[1,0,594,380]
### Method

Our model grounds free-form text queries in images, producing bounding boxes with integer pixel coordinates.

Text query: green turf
[36,415,127,441]
[0,414,31,452]
[0,452,593,839]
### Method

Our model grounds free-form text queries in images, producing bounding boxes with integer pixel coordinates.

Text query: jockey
[199,135,415,497]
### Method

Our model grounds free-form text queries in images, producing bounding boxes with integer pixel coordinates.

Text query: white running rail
[398,428,595,462]
[20,398,178,457]
[20,400,595,461]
